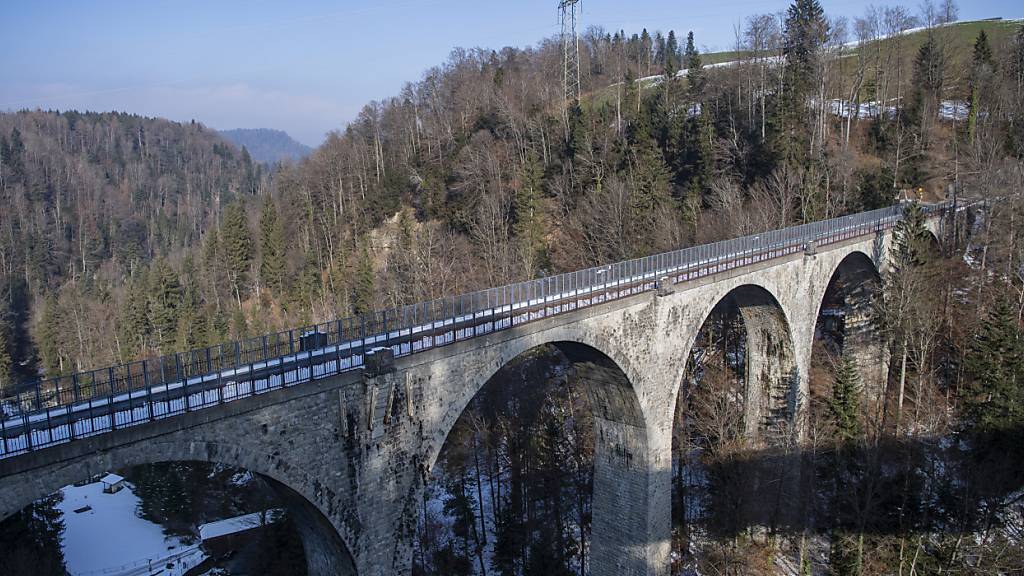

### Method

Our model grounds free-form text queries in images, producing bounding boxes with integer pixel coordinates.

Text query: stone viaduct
[0,208,947,575]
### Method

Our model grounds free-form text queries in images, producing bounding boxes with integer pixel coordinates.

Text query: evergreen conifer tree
[628,123,673,256]
[891,202,930,272]
[684,31,705,99]
[259,197,286,296]
[5,128,26,184]
[664,30,681,82]
[911,32,947,147]
[176,256,206,351]
[118,273,151,358]
[775,0,828,161]
[967,30,995,143]
[0,320,13,394]
[964,295,1024,434]
[514,152,546,275]
[352,240,375,315]
[221,201,253,307]
[148,258,182,353]
[37,294,63,377]
[829,356,863,443]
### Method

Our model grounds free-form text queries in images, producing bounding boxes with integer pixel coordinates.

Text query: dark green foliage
[829,356,863,443]
[967,30,995,143]
[259,196,287,296]
[176,257,207,351]
[222,201,254,306]
[855,167,895,211]
[37,294,63,378]
[352,240,375,316]
[972,29,994,70]
[0,319,13,394]
[775,0,828,161]
[627,124,674,256]
[148,258,182,353]
[0,493,65,576]
[910,32,947,147]
[514,152,546,273]
[829,531,863,576]
[963,295,1024,435]
[891,202,931,272]
[2,128,26,185]
[295,250,323,321]
[783,0,828,95]
[684,31,705,99]
[118,272,151,359]
[664,30,681,82]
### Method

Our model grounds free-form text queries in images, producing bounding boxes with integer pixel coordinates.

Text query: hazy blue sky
[2,1,1021,146]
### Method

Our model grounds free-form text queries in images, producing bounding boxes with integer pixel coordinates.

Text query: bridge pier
[579,360,669,576]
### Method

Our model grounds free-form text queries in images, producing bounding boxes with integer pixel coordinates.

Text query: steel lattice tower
[559,0,582,104]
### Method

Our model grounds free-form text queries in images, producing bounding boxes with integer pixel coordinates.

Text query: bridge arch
[424,334,654,576]
[424,331,644,470]
[0,439,357,576]
[811,249,894,403]
[673,283,799,444]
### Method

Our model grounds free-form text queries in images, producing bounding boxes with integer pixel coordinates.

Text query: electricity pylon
[559,0,582,105]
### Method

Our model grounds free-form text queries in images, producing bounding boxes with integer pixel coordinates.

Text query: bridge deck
[0,203,953,459]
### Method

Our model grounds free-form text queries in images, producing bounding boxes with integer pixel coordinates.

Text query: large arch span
[425,336,655,576]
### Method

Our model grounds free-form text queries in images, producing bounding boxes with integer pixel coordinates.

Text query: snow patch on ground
[57,480,205,576]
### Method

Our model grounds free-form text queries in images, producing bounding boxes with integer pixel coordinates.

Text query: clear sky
[2,1,1020,147]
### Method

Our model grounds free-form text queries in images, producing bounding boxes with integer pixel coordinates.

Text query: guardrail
[0,202,956,459]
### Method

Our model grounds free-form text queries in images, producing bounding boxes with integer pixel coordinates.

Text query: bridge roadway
[0,201,960,576]
[0,203,937,458]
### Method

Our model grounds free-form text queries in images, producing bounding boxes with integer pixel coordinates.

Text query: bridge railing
[0,202,954,458]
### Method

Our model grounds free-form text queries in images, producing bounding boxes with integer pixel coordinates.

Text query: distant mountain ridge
[219,128,312,164]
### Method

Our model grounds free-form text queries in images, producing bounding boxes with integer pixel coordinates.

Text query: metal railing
[0,202,953,459]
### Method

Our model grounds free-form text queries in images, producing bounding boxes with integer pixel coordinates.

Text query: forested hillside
[0,111,266,381]
[0,6,1022,401]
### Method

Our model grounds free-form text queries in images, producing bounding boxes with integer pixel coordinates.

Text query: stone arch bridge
[0,204,953,575]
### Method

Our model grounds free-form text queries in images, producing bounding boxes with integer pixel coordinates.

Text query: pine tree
[911,32,947,148]
[296,250,322,323]
[664,30,681,82]
[352,239,375,316]
[118,273,151,359]
[683,31,705,99]
[0,320,14,394]
[628,123,673,256]
[829,356,863,443]
[176,257,206,352]
[891,202,930,272]
[37,294,63,378]
[783,0,828,96]
[640,29,653,75]
[221,201,253,307]
[967,30,995,144]
[259,196,286,296]
[231,307,248,340]
[776,0,828,161]
[148,258,182,353]
[963,295,1024,434]
[514,152,546,276]
[5,128,26,185]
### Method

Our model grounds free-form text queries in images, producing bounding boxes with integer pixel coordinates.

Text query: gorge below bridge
[0,204,954,576]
